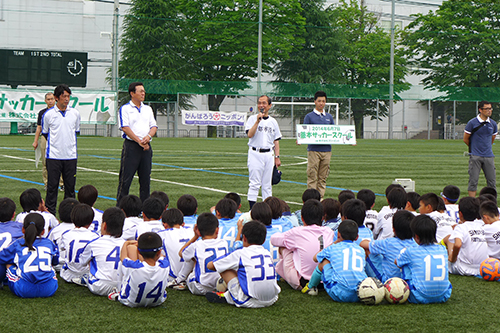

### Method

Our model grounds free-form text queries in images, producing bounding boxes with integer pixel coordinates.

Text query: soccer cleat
[172,281,187,291]
[108,291,119,301]
[60,185,65,192]
[301,283,318,296]
[72,276,87,286]
[206,291,227,304]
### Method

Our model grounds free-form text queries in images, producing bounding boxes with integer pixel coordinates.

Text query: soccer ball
[357,277,385,305]
[216,277,227,292]
[384,277,410,304]
[480,258,500,281]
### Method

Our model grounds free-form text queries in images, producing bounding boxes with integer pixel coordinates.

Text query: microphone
[259,107,264,114]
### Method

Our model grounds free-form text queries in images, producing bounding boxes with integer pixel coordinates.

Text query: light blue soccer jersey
[218,216,240,251]
[263,225,282,265]
[183,215,198,228]
[333,225,373,245]
[396,244,452,301]
[271,217,293,233]
[317,241,367,291]
[369,237,417,282]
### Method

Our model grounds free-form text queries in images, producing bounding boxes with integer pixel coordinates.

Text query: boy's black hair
[406,192,421,211]
[71,203,95,228]
[150,191,169,207]
[302,189,321,203]
[392,210,414,240]
[338,190,355,205]
[314,90,327,100]
[19,188,42,212]
[357,189,375,210]
[161,208,184,228]
[478,194,496,205]
[137,232,163,259]
[102,207,125,237]
[250,202,273,226]
[321,198,341,221]
[118,195,142,217]
[225,192,241,207]
[442,185,460,203]
[437,197,446,212]
[142,197,164,220]
[387,187,407,209]
[263,196,283,219]
[196,213,219,237]
[77,185,98,206]
[23,212,45,251]
[419,193,439,212]
[58,198,79,223]
[242,221,267,245]
[337,220,358,241]
[176,194,198,216]
[479,186,497,200]
[410,214,437,245]
[385,184,403,197]
[458,197,480,222]
[0,197,16,222]
[480,201,499,218]
[341,199,366,227]
[215,198,237,219]
[301,199,324,226]
[54,84,71,98]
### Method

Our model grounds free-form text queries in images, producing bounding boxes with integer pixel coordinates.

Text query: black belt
[252,147,271,153]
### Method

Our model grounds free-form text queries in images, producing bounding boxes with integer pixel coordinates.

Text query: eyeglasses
[480,107,493,111]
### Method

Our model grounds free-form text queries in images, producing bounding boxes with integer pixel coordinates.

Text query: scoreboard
[0,49,87,88]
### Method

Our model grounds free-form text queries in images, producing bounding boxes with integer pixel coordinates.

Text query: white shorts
[87,278,119,296]
[60,266,88,283]
[448,260,479,276]
[225,278,278,308]
[187,275,214,296]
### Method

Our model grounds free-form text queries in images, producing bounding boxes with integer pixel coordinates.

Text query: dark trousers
[45,158,77,215]
[116,139,153,205]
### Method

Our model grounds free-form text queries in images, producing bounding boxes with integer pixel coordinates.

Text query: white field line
[1,154,302,205]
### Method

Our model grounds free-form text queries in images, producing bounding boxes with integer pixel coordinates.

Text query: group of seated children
[1,183,499,307]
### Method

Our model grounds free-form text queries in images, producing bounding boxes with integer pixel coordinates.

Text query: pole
[453,100,456,139]
[291,96,294,137]
[376,99,379,139]
[111,0,119,137]
[428,100,431,140]
[402,100,405,139]
[388,0,395,140]
[348,98,351,124]
[257,0,263,96]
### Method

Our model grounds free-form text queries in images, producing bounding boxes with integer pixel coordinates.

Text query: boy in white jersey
[157,209,193,287]
[79,207,126,295]
[448,197,488,276]
[480,201,500,259]
[419,193,456,243]
[78,185,103,235]
[119,195,143,241]
[60,204,99,283]
[135,197,165,239]
[357,189,378,231]
[374,187,407,240]
[16,188,58,238]
[110,232,170,307]
[48,198,79,271]
[215,198,240,251]
[177,213,228,295]
[442,185,460,223]
[206,221,281,308]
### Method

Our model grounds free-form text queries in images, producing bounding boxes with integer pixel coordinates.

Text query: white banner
[182,110,247,126]
[296,124,357,145]
[0,90,116,124]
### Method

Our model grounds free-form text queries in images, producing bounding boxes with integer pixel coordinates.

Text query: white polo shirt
[41,105,80,160]
[119,101,157,140]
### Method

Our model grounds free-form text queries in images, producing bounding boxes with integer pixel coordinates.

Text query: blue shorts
[407,282,452,304]
[7,266,58,298]
[325,283,359,303]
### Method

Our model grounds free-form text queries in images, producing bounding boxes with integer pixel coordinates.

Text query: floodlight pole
[257,0,263,96]
[388,0,395,140]
[112,0,119,92]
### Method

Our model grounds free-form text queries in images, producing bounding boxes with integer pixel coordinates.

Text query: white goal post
[272,102,340,125]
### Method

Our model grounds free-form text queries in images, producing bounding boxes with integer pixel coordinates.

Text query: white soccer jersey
[427,211,457,242]
[182,238,228,289]
[16,210,59,238]
[60,228,99,282]
[90,208,103,235]
[80,235,125,285]
[41,105,80,160]
[118,257,170,308]
[135,220,165,239]
[445,204,460,224]
[213,245,281,302]
[449,220,488,275]
[245,115,282,149]
[374,207,398,240]
[158,226,194,279]
[364,209,378,231]
[121,216,143,241]
[484,220,500,259]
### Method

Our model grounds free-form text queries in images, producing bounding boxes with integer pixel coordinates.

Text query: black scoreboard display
[0,49,87,87]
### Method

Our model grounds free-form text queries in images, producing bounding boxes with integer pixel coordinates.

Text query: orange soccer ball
[480,258,500,281]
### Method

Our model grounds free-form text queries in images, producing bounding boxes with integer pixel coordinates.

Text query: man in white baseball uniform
[245,95,282,209]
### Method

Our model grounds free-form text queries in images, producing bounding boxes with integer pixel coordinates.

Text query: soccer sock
[308,266,322,288]
[248,200,256,209]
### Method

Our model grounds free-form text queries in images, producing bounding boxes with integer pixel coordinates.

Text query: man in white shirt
[116,82,158,204]
[41,84,81,215]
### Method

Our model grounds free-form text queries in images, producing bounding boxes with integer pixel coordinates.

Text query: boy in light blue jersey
[321,198,341,231]
[304,220,367,302]
[360,210,417,283]
[177,194,198,228]
[396,215,452,304]
[215,198,240,251]
[264,196,292,233]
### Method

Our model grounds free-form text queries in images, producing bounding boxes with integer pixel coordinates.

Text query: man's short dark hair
[338,190,355,205]
[357,189,375,210]
[459,197,480,222]
[259,95,272,105]
[54,84,71,98]
[387,187,407,210]
[302,189,321,203]
[196,213,219,237]
[301,199,324,226]
[161,208,184,228]
[406,192,421,210]
[411,215,437,245]
[177,194,197,216]
[242,221,267,245]
[102,207,125,237]
[58,198,79,223]
[341,199,366,226]
[478,101,492,110]
[119,195,142,217]
[392,210,414,240]
[250,202,273,226]
[338,220,358,241]
[321,198,341,221]
[0,197,16,222]
[128,82,144,96]
[71,203,95,228]
[78,185,98,206]
[314,91,327,101]
[442,185,460,203]
[215,198,237,219]
[137,232,163,259]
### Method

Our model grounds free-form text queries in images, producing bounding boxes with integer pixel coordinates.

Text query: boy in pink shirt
[271,199,334,290]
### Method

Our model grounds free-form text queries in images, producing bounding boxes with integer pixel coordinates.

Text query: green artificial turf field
[0,135,499,332]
